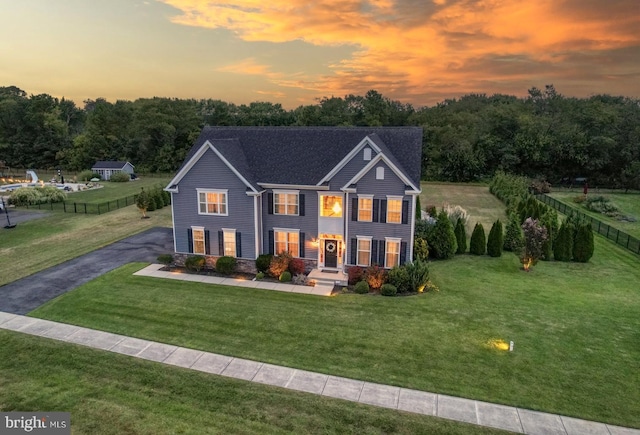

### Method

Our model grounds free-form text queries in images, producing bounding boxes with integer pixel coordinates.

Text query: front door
[324,239,338,268]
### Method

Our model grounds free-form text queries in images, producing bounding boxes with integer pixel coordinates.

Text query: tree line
[1,85,639,189]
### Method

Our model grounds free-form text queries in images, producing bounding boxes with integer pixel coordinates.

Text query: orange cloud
[158,0,640,105]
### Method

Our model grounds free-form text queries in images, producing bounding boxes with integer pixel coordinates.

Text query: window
[387,196,402,224]
[320,195,343,217]
[363,148,372,161]
[376,167,384,180]
[385,238,401,268]
[223,229,236,257]
[357,237,372,267]
[358,196,373,222]
[274,192,299,215]
[192,227,205,255]
[198,189,227,215]
[275,230,299,257]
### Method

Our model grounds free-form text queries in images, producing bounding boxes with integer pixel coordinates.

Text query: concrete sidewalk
[1,311,637,435]
[134,264,335,296]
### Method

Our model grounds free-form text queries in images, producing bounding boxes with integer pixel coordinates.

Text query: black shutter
[299,232,305,257]
[380,200,387,223]
[267,192,274,214]
[402,200,409,224]
[299,194,305,216]
[378,240,386,266]
[205,230,211,255]
[268,230,274,254]
[187,229,193,253]
[218,230,224,255]
[371,240,378,265]
[236,232,242,258]
[400,241,407,265]
[350,238,357,264]
[351,198,358,221]
[372,199,380,223]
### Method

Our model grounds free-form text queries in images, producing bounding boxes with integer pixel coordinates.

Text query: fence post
[84,203,87,214]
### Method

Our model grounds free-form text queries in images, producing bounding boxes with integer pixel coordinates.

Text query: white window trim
[356,235,373,267]
[222,228,236,257]
[363,147,372,161]
[357,194,374,222]
[196,188,229,216]
[384,237,401,268]
[318,192,344,218]
[273,227,300,257]
[273,189,300,216]
[376,166,385,180]
[191,226,206,255]
[386,195,403,224]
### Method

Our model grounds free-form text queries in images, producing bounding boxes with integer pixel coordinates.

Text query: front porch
[308,268,348,287]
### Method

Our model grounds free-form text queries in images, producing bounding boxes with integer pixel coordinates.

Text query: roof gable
[342,152,420,192]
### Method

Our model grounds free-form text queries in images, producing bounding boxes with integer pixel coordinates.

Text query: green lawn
[550,191,640,239]
[64,176,172,204]
[0,331,503,435]
[0,205,171,286]
[31,236,640,429]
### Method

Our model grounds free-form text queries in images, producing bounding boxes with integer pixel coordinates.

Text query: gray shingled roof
[92,161,133,169]
[180,127,422,188]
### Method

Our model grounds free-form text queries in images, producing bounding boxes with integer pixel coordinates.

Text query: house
[91,161,135,180]
[165,127,423,273]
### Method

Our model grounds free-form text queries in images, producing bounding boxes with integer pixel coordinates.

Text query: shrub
[255,272,265,280]
[404,259,430,293]
[489,171,529,213]
[146,194,156,212]
[10,187,40,206]
[157,254,173,266]
[381,284,398,296]
[216,256,237,274]
[39,186,67,203]
[364,265,387,290]
[256,254,273,273]
[185,255,205,272]
[288,258,305,275]
[573,222,594,262]
[154,188,165,209]
[292,274,309,285]
[529,179,551,194]
[553,221,574,262]
[573,195,586,204]
[584,196,619,216]
[415,195,422,220]
[279,271,292,282]
[503,213,524,252]
[429,210,457,259]
[413,237,429,261]
[162,189,171,206]
[354,280,370,294]
[109,171,130,182]
[454,218,467,254]
[387,266,410,293]
[136,188,150,217]
[469,223,486,255]
[269,252,292,277]
[521,218,548,267]
[426,205,437,217]
[77,170,97,182]
[486,220,503,257]
[348,266,364,285]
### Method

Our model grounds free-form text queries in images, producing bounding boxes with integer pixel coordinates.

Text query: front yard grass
[0,331,502,435]
[30,237,640,429]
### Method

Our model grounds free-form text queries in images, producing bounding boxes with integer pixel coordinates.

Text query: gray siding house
[165,127,422,272]
[91,161,135,180]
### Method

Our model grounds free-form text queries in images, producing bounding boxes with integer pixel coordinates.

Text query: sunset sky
[0,0,638,108]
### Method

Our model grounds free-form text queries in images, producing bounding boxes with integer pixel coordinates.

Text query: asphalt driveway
[0,227,174,315]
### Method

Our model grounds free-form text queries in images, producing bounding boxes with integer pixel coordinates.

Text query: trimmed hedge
[469,223,486,255]
[354,280,370,294]
[216,256,237,274]
[380,284,398,296]
[487,220,503,257]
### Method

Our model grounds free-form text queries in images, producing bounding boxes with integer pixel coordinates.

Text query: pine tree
[454,218,467,254]
[469,222,486,255]
[487,220,503,257]
[553,221,574,262]
[430,210,457,259]
[503,213,524,252]
[573,222,594,262]
[415,195,422,221]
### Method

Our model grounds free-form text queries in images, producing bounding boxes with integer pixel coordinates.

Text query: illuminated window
[274,192,299,215]
[192,227,205,255]
[275,230,299,257]
[223,229,236,257]
[358,196,373,222]
[320,195,343,217]
[385,238,401,268]
[387,197,402,224]
[197,189,227,215]
[357,237,371,267]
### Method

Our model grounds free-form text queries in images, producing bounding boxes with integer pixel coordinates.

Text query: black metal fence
[536,194,640,255]
[23,194,138,215]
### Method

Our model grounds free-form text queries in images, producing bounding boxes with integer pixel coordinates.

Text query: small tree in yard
[503,213,524,252]
[521,218,548,271]
[553,221,574,262]
[429,210,457,259]
[136,188,150,218]
[469,223,486,255]
[487,220,504,257]
[454,218,467,254]
[573,222,594,262]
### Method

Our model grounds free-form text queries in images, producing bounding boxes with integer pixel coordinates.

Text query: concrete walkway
[1,312,637,435]
[134,264,335,296]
